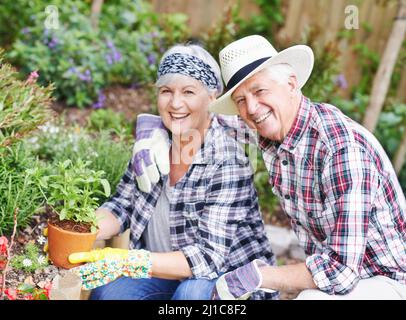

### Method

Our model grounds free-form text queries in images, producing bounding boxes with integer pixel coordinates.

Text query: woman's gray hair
[155,44,224,97]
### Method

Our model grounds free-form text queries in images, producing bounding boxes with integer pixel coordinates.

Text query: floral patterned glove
[212,259,276,300]
[69,248,152,290]
[132,113,170,193]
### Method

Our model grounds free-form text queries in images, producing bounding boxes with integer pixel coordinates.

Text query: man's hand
[69,248,151,290]
[212,259,276,300]
[132,114,170,193]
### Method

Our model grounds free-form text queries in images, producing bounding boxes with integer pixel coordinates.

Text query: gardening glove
[132,113,170,193]
[212,259,276,300]
[68,247,152,290]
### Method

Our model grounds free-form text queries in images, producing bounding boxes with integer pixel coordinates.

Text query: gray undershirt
[142,180,172,252]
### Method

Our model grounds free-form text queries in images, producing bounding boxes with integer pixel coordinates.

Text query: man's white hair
[263,63,301,93]
[156,44,223,97]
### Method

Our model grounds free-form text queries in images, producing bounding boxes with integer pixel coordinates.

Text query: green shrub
[87,108,133,138]
[0,51,53,151]
[0,144,46,235]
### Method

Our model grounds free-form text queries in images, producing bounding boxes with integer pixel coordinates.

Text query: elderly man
[131,35,406,300]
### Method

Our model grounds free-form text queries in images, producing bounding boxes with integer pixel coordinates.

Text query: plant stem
[0,208,18,300]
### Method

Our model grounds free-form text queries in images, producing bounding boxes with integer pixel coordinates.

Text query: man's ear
[287,75,299,94]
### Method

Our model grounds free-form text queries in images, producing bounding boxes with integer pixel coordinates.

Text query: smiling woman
[69,43,277,301]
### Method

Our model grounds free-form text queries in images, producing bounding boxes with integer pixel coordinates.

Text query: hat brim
[209,45,314,115]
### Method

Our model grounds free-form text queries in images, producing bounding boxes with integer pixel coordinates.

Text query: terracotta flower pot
[47,221,98,269]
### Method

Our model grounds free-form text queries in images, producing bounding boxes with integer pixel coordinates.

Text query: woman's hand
[69,248,152,290]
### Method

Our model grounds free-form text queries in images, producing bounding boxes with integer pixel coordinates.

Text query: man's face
[231,69,299,141]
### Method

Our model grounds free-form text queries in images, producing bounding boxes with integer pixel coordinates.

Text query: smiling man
[130,35,406,300]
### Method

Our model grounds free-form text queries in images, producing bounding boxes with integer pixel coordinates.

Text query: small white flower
[22,258,33,267]
[37,255,47,265]
[37,235,47,245]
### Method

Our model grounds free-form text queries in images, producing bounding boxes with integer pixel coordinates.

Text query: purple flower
[48,37,59,49]
[78,69,92,82]
[113,50,122,62]
[335,74,348,89]
[104,40,122,65]
[105,54,113,65]
[68,66,77,74]
[92,91,106,109]
[106,40,115,49]
[21,28,30,35]
[147,53,157,65]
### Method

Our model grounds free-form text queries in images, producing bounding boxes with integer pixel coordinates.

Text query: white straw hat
[209,35,314,115]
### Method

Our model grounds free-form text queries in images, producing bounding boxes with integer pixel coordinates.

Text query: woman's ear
[208,93,217,102]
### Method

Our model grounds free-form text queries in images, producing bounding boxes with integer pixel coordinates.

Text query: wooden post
[393,129,406,174]
[363,0,406,132]
[90,0,104,31]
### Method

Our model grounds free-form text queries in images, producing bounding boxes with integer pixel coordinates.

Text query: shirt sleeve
[180,156,257,279]
[305,146,380,294]
[99,159,135,233]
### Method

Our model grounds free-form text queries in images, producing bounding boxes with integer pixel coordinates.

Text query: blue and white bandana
[157,53,219,90]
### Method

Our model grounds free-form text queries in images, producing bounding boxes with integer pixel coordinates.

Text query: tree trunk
[393,129,406,174]
[363,0,406,132]
[90,0,104,31]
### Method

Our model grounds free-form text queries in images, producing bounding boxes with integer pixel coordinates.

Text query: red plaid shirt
[256,96,406,294]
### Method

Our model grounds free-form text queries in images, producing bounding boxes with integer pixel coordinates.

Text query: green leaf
[17,283,35,294]
[100,178,111,197]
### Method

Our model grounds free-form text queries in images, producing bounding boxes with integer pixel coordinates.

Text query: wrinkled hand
[69,248,152,290]
[212,259,275,300]
[132,113,170,193]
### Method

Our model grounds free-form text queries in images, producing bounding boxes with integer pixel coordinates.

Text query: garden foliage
[4,0,189,108]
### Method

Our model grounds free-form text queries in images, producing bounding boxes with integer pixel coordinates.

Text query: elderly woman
[69,44,276,300]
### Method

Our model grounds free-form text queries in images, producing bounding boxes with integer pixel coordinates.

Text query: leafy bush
[87,108,133,137]
[6,0,189,108]
[0,52,54,151]
[0,144,46,235]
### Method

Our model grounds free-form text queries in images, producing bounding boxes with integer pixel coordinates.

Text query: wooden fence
[151,0,406,102]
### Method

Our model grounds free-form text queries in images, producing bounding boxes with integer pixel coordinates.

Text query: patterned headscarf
[157,53,219,90]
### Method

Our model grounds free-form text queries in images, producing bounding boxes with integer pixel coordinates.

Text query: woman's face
[157,75,215,137]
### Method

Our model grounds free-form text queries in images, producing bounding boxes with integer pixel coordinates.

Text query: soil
[48,215,92,234]
[51,85,155,128]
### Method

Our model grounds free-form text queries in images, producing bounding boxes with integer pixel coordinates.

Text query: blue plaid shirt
[101,116,275,296]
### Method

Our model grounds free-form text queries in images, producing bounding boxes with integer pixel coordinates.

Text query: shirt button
[307,211,314,218]
[282,160,288,166]
[284,194,290,200]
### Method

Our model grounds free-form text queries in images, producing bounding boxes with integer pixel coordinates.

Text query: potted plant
[33,159,111,269]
